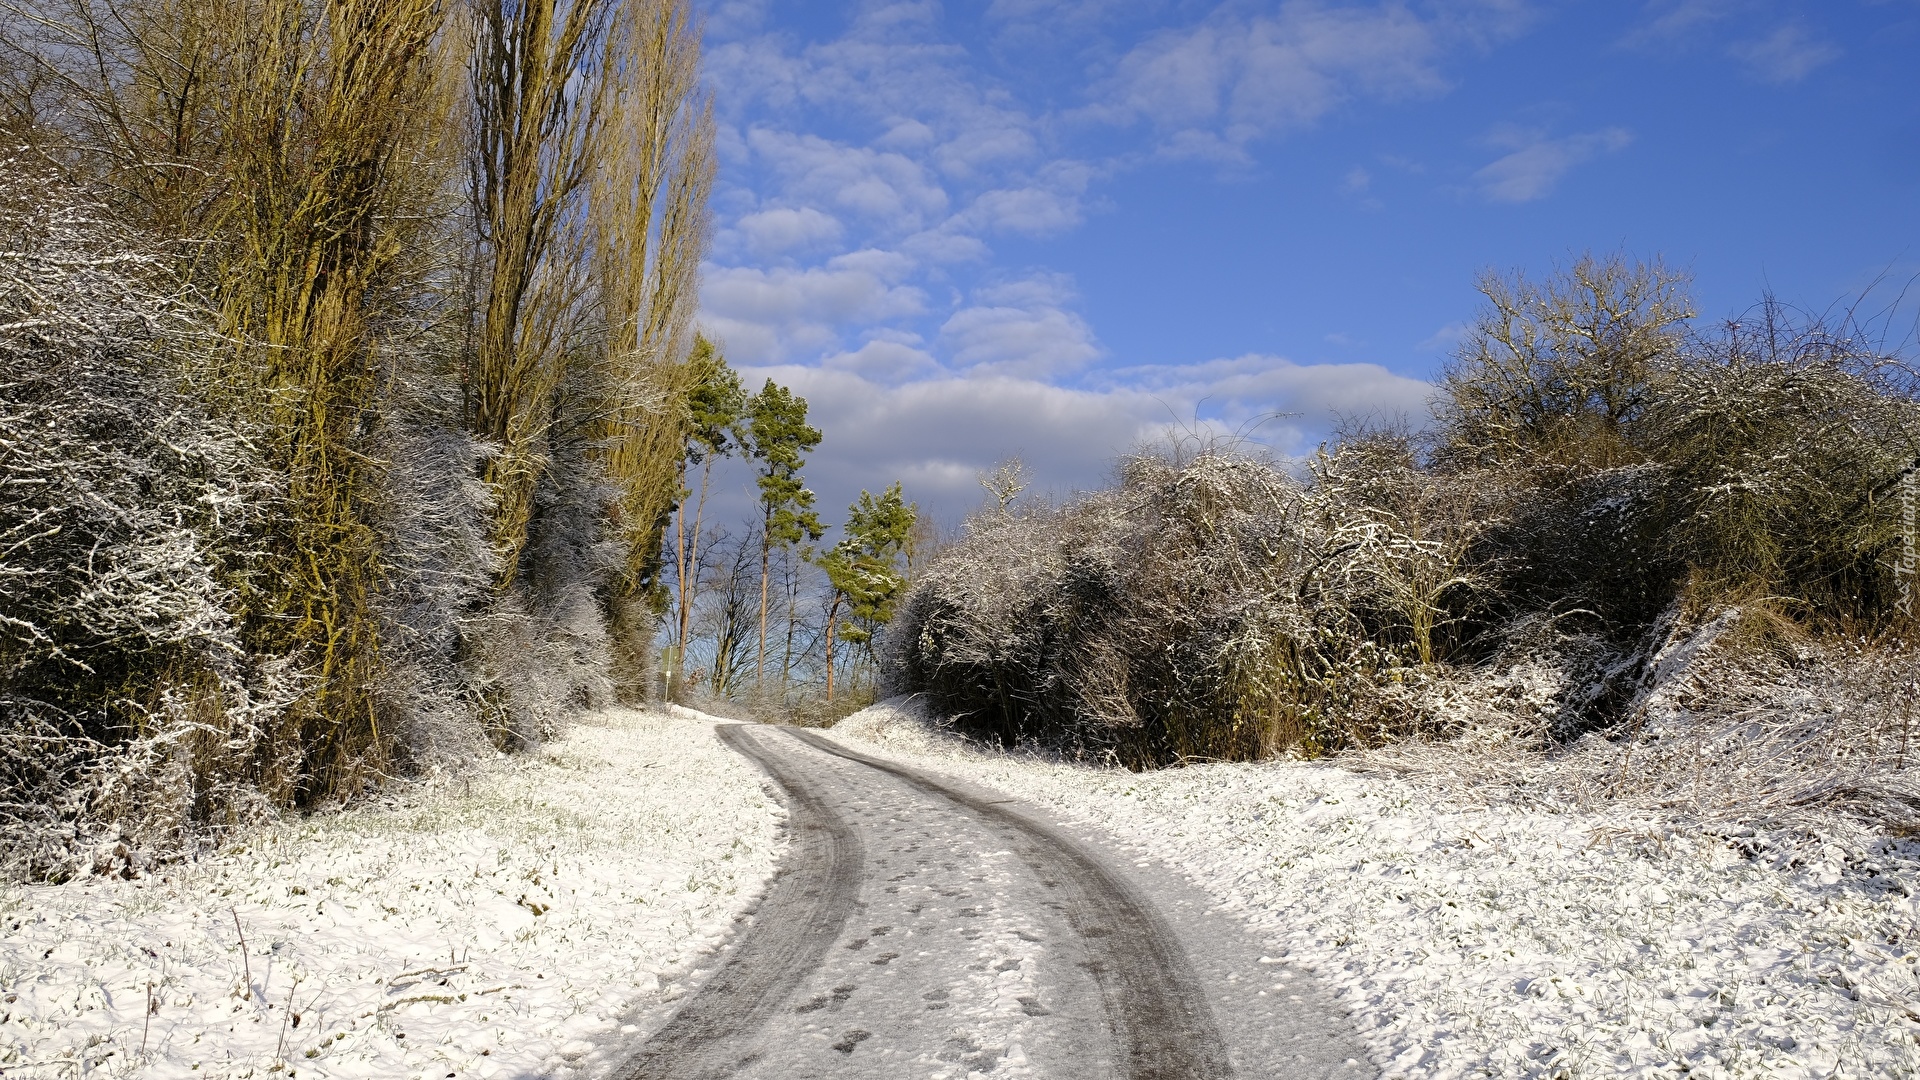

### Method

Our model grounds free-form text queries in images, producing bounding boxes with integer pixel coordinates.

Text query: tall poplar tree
[745,380,822,685]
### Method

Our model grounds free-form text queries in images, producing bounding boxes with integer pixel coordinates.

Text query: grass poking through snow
[0,709,782,1079]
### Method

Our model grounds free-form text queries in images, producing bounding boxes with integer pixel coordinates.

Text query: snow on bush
[832,698,1920,1080]
[886,442,1491,766]
[0,149,296,879]
[0,709,782,1079]
[1361,616,1920,839]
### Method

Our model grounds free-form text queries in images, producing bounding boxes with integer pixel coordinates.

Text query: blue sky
[693,0,1920,532]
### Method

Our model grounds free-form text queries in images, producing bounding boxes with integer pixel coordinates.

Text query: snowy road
[619,724,1372,1080]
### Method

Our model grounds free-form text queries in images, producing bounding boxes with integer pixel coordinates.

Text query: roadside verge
[0,709,783,1080]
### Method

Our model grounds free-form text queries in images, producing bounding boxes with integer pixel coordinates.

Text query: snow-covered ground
[0,709,783,1079]
[832,699,1920,1080]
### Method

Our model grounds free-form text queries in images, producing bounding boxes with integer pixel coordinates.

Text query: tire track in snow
[787,728,1233,1080]
[617,724,864,1080]
[620,723,1233,1079]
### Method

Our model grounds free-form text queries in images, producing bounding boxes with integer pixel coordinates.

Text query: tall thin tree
[217,0,447,800]
[745,380,822,687]
[466,0,617,588]
[592,0,714,696]
[670,339,743,675]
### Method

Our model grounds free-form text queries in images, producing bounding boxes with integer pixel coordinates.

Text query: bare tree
[697,527,760,699]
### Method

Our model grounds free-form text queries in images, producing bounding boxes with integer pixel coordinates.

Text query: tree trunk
[673,487,688,646]
[757,511,771,686]
[825,594,842,703]
[608,586,655,704]
[677,454,715,654]
[781,556,797,690]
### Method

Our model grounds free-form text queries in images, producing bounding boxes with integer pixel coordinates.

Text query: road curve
[616,724,1371,1080]
[617,725,865,1080]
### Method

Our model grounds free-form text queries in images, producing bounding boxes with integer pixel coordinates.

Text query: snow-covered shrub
[0,152,294,877]
[1360,609,1920,836]
[1442,263,1920,639]
[0,151,628,874]
[887,441,1489,765]
[1643,314,1920,617]
[365,372,499,768]
[461,399,622,749]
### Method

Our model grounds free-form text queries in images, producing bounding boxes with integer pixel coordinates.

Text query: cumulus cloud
[676,365,1163,531]
[900,226,992,264]
[1090,1,1526,156]
[938,275,1103,377]
[932,126,1041,180]
[711,354,1436,528]
[747,129,951,234]
[1621,0,1738,47]
[821,337,946,383]
[962,185,1083,236]
[940,306,1103,377]
[1728,24,1840,84]
[1108,353,1436,437]
[1624,6,1841,84]
[700,251,928,363]
[1418,322,1471,353]
[734,206,843,255]
[1474,126,1633,203]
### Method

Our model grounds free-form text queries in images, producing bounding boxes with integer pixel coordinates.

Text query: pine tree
[745,380,823,686]
[817,483,916,702]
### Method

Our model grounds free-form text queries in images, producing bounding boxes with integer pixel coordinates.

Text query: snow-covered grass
[832,698,1920,1080]
[0,709,782,1079]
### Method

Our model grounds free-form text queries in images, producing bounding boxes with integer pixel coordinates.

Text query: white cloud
[726,365,1173,525]
[1108,353,1436,436]
[1622,0,1739,47]
[877,119,938,148]
[747,129,951,234]
[937,275,1103,377]
[940,306,1103,377]
[932,126,1041,179]
[821,338,946,384]
[1091,2,1525,155]
[953,160,1098,237]
[962,186,1082,236]
[1418,321,1471,353]
[973,273,1079,308]
[700,253,928,364]
[984,0,1149,29]
[704,0,772,40]
[719,354,1436,527]
[734,207,844,255]
[1728,24,1840,84]
[1474,126,1633,203]
[901,226,992,264]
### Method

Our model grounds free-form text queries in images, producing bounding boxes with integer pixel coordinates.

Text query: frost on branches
[0,153,290,879]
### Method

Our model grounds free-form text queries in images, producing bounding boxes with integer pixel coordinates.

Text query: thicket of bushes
[0,0,712,879]
[887,256,1920,827]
